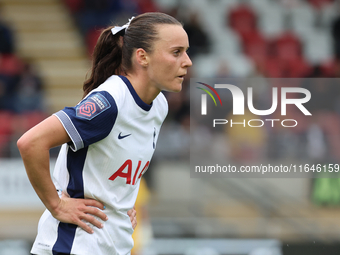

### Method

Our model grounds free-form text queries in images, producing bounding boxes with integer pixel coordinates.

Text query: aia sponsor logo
[109,160,149,185]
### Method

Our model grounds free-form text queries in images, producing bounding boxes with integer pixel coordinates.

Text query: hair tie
[111,16,135,35]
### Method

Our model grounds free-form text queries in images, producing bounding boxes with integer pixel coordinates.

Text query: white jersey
[31,75,168,255]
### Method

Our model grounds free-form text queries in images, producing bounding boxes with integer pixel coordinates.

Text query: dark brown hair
[83,12,182,97]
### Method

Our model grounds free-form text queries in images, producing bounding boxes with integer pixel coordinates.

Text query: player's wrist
[46,195,62,217]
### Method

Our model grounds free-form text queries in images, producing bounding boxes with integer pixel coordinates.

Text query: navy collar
[119,75,152,111]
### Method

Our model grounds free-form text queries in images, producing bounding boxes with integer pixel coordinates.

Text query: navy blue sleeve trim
[119,75,152,111]
[55,91,118,151]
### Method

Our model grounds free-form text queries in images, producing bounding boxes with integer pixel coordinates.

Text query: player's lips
[177,73,186,79]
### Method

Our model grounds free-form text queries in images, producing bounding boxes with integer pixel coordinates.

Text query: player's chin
[171,86,182,93]
[162,79,183,93]
[170,79,183,92]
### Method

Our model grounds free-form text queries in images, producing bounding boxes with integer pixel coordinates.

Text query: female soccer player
[17,12,192,255]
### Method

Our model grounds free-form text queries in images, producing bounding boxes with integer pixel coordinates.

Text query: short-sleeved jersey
[31,75,168,255]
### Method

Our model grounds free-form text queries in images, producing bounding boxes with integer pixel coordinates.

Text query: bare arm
[17,115,107,234]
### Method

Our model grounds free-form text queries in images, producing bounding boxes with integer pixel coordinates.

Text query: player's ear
[135,48,149,67]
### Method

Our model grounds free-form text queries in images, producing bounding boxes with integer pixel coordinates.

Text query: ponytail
[82,27,123,98]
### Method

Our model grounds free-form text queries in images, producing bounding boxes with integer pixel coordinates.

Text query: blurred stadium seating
[1,0,340,254]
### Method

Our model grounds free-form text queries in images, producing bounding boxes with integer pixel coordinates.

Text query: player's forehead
[153,24,189,50]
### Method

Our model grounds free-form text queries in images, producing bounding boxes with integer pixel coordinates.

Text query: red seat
[286,57,312,77]
[320,59,339,77]
[308,0,334,9]
[63,0,83,13]
[0,111,14,156]
[228,4,257,36]
[0,111,14,137]
[136,0,158,13]
[0,54,24,76]
[263,57,285,77]
[21,111,47,131]
[272,32,302,61]
[242,30,269,64]
[263,56,311,78]
[86,28,102,57]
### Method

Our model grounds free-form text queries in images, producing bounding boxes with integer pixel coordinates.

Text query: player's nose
[182,52,192,68]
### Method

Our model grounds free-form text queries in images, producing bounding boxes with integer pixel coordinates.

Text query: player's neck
[125,72,161,105]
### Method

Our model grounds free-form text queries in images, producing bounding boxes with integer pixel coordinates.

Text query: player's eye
[173,50,180,56]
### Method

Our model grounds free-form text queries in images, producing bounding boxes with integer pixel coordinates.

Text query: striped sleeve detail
[54,110,84,152]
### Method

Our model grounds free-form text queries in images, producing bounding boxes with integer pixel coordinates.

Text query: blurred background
[1,0,340,254]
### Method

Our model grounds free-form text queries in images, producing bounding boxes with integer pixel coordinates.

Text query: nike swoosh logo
[118,132,131,139]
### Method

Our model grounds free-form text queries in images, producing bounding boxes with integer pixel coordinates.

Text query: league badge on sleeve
[76,92,111,120]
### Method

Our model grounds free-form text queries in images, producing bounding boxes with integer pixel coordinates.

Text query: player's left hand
[127,206,137,229]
